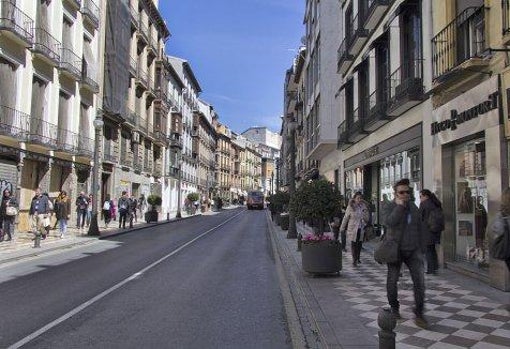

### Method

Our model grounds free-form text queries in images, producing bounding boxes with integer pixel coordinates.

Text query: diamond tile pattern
[334,252,510,348]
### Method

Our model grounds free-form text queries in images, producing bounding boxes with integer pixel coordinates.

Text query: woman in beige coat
[340,192,370,266]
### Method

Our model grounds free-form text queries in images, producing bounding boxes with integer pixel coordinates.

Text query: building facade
[0,0,101,230]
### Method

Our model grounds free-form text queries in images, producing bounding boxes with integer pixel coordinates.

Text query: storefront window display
[344,167,364,199]
[454,139,488,270]
[379,148,421,207]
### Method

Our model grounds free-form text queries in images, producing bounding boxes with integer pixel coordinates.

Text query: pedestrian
[102,194,113,228]
[86,194,93,227]
[42,192,52,238]
[0,188,18,242]
[340,191,370,266]
[129,195,137,228]
[75,191,89,231]
[118,191,130,229]
[54,190,71,239]
[130,195,138,223]
[29,187,51,248]
[419,189,444,275]
[383,178,428,328]
[490,188,510,271]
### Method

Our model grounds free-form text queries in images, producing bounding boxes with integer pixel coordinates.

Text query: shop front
[344,124,422,226]
[431,76,508,290]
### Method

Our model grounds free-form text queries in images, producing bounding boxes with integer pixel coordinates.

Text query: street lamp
[176,156,184,218]
[88,114,104,236]
[287,117,298,239]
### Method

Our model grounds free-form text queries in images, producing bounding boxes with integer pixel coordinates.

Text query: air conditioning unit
[132,131,140,143]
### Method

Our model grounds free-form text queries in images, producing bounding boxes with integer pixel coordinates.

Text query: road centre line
[8,210,245,349]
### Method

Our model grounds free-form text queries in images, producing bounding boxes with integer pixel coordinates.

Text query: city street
[0,208,292,349]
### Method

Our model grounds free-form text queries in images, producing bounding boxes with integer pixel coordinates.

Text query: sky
[159,0,305,135]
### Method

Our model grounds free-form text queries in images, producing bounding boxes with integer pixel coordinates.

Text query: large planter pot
[280,213,289,230]
[301,240,342,274]
[145,210,159,223]
[274,213,281,226]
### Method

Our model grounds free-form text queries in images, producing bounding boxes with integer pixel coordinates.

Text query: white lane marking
[8,210,245,349]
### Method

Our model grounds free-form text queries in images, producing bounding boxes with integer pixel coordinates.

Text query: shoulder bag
[374,234,400,264]
[490,215,510,260]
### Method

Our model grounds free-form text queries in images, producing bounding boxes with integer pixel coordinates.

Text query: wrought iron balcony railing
[0,0,34,45]
[103,141,117,162]
[387,59,424,116]
[432,6,487,80]
[60,47,81,78]
[29,117,58,148]
[77,134,94,157]
[129,56,137,76]
[0,104,29,140]
[56,128,78,153]
[33,27,61,63]
[81,0,99,28]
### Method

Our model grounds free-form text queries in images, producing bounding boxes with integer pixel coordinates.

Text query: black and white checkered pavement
[335,251,510,348]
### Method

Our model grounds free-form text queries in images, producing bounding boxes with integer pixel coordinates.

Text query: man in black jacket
[29,187,50,248]
[383,178,428,328]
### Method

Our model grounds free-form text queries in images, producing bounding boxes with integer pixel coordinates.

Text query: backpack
[427,206,445,233]
[490,214,510,260]
[103,200,111,211]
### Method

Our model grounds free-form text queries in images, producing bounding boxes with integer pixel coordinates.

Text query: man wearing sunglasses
[383,178,428,328]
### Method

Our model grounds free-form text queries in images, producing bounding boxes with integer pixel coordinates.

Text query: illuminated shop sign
[431,92,499,135]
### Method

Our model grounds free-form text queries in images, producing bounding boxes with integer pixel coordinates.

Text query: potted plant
[268,191,290,226]
[145,194,162,223]
[290,179,344,274]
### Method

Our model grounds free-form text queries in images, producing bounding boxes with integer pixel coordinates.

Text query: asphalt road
[0,208,292,349]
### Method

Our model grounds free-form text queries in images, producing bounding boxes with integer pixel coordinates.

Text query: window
[0,58,17,107]
[31,77,47,120]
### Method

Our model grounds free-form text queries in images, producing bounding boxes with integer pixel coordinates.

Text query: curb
[265,211,322,349]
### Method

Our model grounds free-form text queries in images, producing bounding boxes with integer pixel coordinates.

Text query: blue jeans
[77,209,87,228]
[387,249,425,315]
[59,219,68,236]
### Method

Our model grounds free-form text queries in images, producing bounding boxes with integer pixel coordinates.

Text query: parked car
[247,191,265,210]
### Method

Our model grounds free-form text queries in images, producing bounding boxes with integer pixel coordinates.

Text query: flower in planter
[302,232,335,242]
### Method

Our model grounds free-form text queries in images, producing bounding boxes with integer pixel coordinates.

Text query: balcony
[165,166,179,178]
[28,117,57,148]
[364,0,390,30]
[0,105,29,140]
[387,59,424,116]
[125,108,137,126]
[120,152,133,168]
[136,19,149,45]
[168,132,183,149]
[337,37,353,74]
[136,67,148,89]
[137,118,148,135]
[147,30,157,56]
[76,135,93,157]
[432,6,489,85]
[81,0,99,29]
[56,128,78,153]
[59,47,81,79]
[104,141,118,163]
[129,56,137,77]
[347,13,369,56]
[130,4,138,28]
[337,120,350,149]
[81,65,99,93]
[143,159,152,173]
[348,107,367,143]
[0,1,34,47]
[32,28,60,65]
[64,0,82,10]
[364,88,390,132]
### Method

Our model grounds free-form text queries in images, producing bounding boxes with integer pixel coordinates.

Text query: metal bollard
[378,308,396,349]
[297,233,302,251]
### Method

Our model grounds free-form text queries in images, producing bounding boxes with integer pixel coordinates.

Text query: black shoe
[390,308,401,319]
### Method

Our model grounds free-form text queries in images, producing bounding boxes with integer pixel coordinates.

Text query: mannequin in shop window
[458,186,474,214]
[474,196,488,252]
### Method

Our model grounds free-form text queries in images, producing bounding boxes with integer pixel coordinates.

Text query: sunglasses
[397,190,411,195]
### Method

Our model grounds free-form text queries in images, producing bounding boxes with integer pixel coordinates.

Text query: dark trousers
[387,249,425,315]
[103,210,111,224]
[119,209,128,228]
[351,229,362,264]
[426,244,438,273]
[76,209,87,228]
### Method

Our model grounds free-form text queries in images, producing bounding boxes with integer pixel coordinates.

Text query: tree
[268,191,290,214]
[289,179,343,236]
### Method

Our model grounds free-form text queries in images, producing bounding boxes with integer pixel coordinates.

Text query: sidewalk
[0,206,238,266]
[268,213,510,349]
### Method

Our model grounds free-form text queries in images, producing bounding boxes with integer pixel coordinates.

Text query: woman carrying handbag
[0,189,18,242]
[340,192,370,266]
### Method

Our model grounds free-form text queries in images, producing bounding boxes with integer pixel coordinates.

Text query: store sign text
[431,92,499,135]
